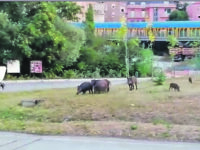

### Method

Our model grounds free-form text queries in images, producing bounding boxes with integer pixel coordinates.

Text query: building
[126,1,176,22]
[104,2,127,22]
[76,2,105,22]
[186,2,200,21]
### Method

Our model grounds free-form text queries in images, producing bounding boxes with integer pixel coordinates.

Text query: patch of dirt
[26,121,200,142]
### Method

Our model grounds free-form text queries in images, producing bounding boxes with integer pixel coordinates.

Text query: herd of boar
[77,79,111,95]
[0,76,193,93]
[77,76,193,94]
[77,77,138,95]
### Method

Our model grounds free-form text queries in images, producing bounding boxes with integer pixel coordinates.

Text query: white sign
[7,60,20,73]
[0,66,6,81]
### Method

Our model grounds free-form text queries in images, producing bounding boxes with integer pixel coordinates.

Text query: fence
[169,48,200,56]
[166,70,200,78]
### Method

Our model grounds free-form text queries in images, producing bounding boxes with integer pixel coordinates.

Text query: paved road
[1,132,200,150]
[1,78,151,92]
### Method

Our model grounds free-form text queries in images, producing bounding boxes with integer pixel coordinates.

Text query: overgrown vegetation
[0,2,154,79]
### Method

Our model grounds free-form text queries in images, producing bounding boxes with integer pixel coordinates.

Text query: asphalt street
[1,78,151,92]
[1,132,200,150]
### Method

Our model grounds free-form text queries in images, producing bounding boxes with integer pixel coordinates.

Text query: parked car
[173,55,182,62]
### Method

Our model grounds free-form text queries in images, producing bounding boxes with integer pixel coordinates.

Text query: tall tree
[0,2,85,74]
[21,3,85,73]
[0,12,20,64]
[84,4,95,45]
[54,2,81,21]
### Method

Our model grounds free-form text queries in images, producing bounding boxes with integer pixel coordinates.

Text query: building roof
[72,21,200,29]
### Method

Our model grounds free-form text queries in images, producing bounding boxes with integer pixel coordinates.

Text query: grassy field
[0,77,200,142]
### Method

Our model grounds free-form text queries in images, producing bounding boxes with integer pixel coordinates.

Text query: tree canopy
[168,10,189,21]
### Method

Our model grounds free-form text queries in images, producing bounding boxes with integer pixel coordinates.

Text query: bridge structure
[73,21,200,42]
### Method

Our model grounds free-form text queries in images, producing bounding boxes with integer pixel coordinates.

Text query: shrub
[63,70,77,78]
[43,71,57,79]
[153,70,166,85]
[5,74,17,80]
[130,125,138,130]
[91,67,101,78]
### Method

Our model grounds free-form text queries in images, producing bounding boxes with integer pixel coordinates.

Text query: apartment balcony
[127,14,149,19]
[94,10,104,15]
[127,5,146,9]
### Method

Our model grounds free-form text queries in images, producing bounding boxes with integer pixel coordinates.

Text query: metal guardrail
[169,48,200,55]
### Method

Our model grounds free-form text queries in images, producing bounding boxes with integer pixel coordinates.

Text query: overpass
[73,21,200,41]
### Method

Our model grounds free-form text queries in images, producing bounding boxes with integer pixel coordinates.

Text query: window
[112,4,115,9]
[141,2,146,5]
[121,8,125,13]
[165,8,171,14]
[142,9,145,17]
[164,1,169,4]
[112,12,115,17]
[131,11,135,17]
[153,8,158,21]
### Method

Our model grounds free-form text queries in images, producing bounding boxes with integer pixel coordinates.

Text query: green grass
[1,77,200,141]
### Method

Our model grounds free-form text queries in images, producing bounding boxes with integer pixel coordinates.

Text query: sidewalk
[1,131,200,150]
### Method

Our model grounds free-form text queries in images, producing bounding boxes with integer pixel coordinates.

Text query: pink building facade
[104,2,126,22]
[76,2,105,22]
[76,2,127,22]
[126,2,176,22]
[187,2,200,21]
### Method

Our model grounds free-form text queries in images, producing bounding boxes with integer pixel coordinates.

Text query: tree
[127,38,140,57]
[19,2,85,74]
[84,4,95,45]
[127,38,141,76]
[168,10,189,21]
[0,12,20,64]
[167,35,179,77]
[0,2,27,22]
[116,17,129,77]
[167,35,179,48]
[137,49,153,77]
[53,2,81,21]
